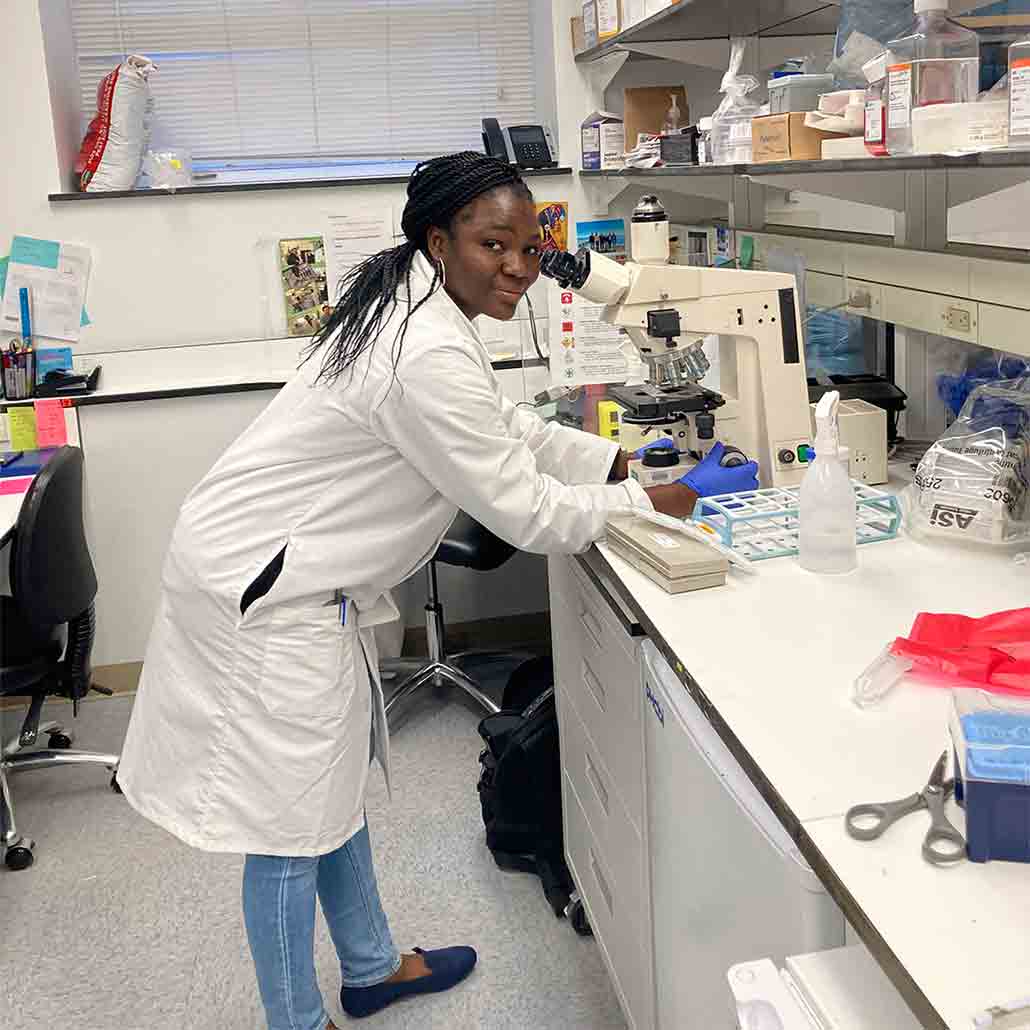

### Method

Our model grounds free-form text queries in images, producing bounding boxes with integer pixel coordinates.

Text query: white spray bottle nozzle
[814,390,840,456]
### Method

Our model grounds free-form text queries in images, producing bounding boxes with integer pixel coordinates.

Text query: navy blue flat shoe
[340,946,477,1019]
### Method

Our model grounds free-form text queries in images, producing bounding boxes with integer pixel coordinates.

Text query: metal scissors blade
[845,751,966,867]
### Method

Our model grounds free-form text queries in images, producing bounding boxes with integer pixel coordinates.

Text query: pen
[19,287,32,351]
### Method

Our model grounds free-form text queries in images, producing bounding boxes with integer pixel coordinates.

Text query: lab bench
[547,524,1029,1030]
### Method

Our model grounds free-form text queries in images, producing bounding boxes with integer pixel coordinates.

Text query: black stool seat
[436,512,517,572]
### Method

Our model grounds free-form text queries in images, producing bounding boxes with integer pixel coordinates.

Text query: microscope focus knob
[719,445,750,468]
[695,412,716,440]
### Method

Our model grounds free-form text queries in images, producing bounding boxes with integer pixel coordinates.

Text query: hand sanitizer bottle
[800,390,857,574]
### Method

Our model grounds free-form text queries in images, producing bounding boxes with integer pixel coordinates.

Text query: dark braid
[303,151,533,386]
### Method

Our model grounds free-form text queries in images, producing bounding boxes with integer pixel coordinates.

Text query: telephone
[481,118,558,169]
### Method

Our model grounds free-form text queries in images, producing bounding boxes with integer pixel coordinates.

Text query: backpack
[476,657,585,925]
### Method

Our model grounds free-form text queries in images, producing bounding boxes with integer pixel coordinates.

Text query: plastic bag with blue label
[903,377,1030,547]
[829,0,914,87]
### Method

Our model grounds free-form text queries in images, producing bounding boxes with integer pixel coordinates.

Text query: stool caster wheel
[110,773,122,795]
[48,732,73,750]
[5,842,35,871]
[566,896,592,937]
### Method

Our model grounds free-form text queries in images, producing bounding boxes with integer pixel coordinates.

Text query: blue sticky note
[10,235,61,270]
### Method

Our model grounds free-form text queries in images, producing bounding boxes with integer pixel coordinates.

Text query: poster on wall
[535,201,569,253]
[279,237,330,337]
[548,217,630,388]
[575,218,626,260]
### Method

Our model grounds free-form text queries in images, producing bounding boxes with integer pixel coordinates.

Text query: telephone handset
[481,118,558,169]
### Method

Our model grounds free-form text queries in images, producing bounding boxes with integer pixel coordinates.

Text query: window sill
[48,165,574,202]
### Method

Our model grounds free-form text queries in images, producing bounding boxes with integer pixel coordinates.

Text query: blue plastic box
[950,689,1030,864]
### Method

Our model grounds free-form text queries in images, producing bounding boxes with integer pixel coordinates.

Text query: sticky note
[10,236,61,270]
[0,256,7,298]
[8,406,38,450]
[34,399,67,447]
[0,476,32,497]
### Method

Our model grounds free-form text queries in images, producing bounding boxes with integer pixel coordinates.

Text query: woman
[118,152,756,1030]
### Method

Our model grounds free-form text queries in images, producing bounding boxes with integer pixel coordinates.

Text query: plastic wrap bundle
[904,378,1030,546]
[829,0,914,88]
[76,55,156,192]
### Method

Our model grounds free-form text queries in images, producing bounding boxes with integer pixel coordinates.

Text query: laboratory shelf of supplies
[692,482,902,561]
[575,0,841,63]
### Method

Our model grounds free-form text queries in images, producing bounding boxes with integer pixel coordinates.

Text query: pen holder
[3,350,35,400]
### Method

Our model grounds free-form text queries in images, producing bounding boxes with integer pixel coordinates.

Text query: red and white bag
[76,55,156,192]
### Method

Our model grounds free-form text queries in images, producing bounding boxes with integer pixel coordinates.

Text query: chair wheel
[48,732,73,750]
[568,899,592,937]
[110,773,122,795]
[5,843,35,871]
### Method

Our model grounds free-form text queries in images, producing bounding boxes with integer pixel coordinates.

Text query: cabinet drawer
[551,588,644,832]
[562,696,645,909]
[569,558,639,664]
[564,773,653,1030]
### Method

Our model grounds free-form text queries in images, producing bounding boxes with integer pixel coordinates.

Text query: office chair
[382,512,535,726]
[0,446,119,871]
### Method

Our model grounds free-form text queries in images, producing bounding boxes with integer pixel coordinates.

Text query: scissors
[845,751,966,867]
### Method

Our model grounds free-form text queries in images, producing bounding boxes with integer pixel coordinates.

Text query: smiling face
[425,186,542,322]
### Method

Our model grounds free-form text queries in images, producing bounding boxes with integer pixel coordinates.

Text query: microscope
[541,196,815,488]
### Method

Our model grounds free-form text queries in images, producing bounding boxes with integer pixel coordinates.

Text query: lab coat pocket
[257,606,352,721]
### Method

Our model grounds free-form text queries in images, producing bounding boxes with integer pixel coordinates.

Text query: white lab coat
[117,252,651,857]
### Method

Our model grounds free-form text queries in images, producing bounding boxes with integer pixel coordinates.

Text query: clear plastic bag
[937,347,1030,419]
[711,38,762,164]
[829,0,915,88]
[904,377,1030,546]
[143,149,193,190]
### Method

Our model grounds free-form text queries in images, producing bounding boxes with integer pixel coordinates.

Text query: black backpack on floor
[476,657,581,922]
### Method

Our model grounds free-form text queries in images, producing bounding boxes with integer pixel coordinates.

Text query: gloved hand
[679,441,759,498]
[633,438,677,459]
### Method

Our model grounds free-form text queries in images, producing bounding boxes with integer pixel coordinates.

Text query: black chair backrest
[10,446,97,629]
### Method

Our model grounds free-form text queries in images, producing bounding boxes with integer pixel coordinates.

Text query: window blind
[70,0,538,163]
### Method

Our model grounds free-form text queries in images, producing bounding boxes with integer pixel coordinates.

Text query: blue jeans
[243,820,402,1030]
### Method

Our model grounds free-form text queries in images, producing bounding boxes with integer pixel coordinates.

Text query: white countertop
[592,525,1029,1029]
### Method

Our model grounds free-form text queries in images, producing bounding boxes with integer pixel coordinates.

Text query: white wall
[3,2,571,649]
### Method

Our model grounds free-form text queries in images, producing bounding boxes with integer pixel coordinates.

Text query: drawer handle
[589,847,614,916]
[580,609,604,650]
[585,751,609,815]
[581,660,607,713]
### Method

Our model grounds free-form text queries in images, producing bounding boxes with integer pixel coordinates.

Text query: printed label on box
[888,64,912,130]
[1010,59,1030,139]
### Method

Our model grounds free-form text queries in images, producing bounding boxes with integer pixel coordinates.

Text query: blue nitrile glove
[680,441,759,497]
[633,438,677,459]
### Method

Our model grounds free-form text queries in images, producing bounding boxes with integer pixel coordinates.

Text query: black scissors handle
[846,791,925,841]
[921,785,966,866]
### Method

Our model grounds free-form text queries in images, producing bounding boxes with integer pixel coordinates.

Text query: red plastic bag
[892,608,1030,695]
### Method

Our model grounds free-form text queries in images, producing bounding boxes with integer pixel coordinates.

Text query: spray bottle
[799,390,857,574]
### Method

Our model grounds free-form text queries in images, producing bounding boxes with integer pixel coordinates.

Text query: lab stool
[381,512,528,727]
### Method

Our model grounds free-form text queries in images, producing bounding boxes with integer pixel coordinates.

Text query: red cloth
[890,607,1030,696]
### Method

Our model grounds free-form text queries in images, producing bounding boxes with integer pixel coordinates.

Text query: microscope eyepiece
[539,248,592,290]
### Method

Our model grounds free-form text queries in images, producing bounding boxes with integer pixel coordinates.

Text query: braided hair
[304,151,533,385]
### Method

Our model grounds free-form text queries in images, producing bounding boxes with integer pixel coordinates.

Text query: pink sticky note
[33,399,68,448]
[0,476,33,496]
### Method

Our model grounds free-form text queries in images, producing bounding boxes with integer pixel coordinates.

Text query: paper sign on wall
[34,399,68,448]
[548,218,631,388]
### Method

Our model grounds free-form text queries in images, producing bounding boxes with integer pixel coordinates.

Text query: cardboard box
[623,85,688,149]
[751,113,848,163]
[581,111,626,170]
